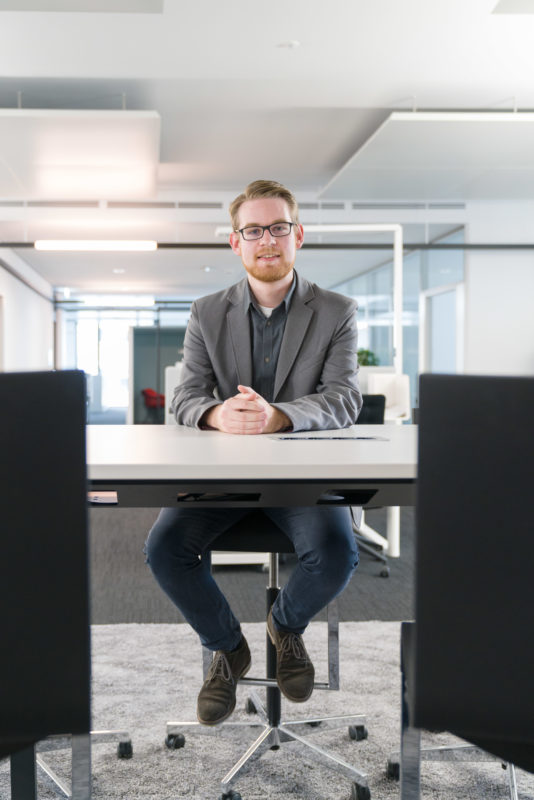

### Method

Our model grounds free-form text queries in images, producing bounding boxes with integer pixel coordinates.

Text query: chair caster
[117,740,133,759]
[386,758,400,780]
[379,567,390,578]
[220,791,242,800]
[165,733,185,749]
[351,781,371,800]
[349,724,368,741]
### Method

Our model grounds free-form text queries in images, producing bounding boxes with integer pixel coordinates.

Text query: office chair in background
[353,393,390,577]
[165,512,371,800]
[388,374,534,800]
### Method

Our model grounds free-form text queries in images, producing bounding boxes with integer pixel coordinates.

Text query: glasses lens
[270,222,292,237]
[241,226,263,240]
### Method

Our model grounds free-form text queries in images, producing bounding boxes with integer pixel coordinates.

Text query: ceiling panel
[320,112,534,201]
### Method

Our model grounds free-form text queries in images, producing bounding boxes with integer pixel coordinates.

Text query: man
[145,179,361,726]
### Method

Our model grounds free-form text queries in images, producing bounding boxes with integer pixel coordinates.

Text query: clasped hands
[203,385,291,435]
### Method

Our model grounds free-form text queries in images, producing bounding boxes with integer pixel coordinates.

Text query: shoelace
[207,652,233,684]
[280,633,309,663]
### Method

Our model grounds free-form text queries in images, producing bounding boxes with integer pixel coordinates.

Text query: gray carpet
[88,508,415,625]
[2,622,532,800]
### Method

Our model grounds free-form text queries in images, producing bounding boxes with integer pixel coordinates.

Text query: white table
[87,424,417,556]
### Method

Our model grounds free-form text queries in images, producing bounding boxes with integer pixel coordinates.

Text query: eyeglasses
[236,221,295,241]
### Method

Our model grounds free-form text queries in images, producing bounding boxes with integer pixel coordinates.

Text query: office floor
[89,507,415,624]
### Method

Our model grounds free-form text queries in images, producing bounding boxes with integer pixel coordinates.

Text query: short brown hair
[229,179,300,230]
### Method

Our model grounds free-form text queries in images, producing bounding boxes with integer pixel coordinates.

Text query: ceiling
[1,0,533,298]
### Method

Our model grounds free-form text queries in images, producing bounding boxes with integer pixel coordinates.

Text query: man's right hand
[202,387,269,434]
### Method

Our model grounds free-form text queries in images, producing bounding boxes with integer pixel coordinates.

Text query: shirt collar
[245,272,297,315]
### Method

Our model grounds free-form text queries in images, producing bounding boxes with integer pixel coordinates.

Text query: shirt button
[265,357,270,363]
[267,321,271,326]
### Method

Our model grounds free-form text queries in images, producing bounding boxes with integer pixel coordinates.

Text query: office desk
[87,424,417,554]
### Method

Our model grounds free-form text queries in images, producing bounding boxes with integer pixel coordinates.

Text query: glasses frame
[235,221,296,241]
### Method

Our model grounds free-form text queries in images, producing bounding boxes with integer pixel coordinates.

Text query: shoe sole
[267,615,314,703]
[196,657,252,726]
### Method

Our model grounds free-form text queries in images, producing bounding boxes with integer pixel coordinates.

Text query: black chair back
[0,370,90,758]
[357,393,386,425]
[414,373,534,772]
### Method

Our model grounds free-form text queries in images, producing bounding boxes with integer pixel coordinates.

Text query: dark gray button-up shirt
[247,277,296,403]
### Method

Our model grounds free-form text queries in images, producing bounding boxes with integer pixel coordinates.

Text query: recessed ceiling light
[112,268,126,274]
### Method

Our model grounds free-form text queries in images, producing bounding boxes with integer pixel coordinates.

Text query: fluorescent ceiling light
[34,240,157,252]
[0,109,160,201]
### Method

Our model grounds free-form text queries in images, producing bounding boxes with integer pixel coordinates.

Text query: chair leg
[353,512,390,577]
[34,730,132,799]
[399,626,421,800]
[10,745,37,800]
[507,762,518,800]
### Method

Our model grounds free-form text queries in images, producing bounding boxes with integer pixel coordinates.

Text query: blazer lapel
[227,280,253,387]
[274,277,315,399]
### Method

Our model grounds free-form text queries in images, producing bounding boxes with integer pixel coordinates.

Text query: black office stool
[165,512,371,800]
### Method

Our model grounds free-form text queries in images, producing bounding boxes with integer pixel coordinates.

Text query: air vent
[27,200,100,208]
[177,202,223,210]
[428,202,466,210]
[352,202,426,210]
[300,202,346,210]
[107,201,175,209]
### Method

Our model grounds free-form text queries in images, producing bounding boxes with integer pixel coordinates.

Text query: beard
[243,252,294,283]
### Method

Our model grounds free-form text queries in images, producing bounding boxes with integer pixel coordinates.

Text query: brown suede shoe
[197,636,251,726]
[267,608,315,702]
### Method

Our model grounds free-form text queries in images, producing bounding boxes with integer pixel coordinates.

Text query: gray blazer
[172,271,362,431]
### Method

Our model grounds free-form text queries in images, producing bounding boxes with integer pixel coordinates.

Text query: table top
[86,424,417,482]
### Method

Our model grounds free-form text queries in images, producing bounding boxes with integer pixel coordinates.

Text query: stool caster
[117,740,133,759]
[386,758,400,780]
[165,733,185,749]
[349,724,368,741]
[220,791,242,800]
[351,782,371,800]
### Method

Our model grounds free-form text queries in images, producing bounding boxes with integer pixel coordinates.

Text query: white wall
[465,201,534,376]
[0,249,54,372]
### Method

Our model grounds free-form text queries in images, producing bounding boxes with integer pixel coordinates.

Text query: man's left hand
[236,385,291,434]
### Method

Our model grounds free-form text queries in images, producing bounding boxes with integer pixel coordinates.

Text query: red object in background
[141,388,165,408]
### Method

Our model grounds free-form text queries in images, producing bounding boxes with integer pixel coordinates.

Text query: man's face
[229,197,304,283]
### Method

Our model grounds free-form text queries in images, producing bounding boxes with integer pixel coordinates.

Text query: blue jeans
[144,506,359,651]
